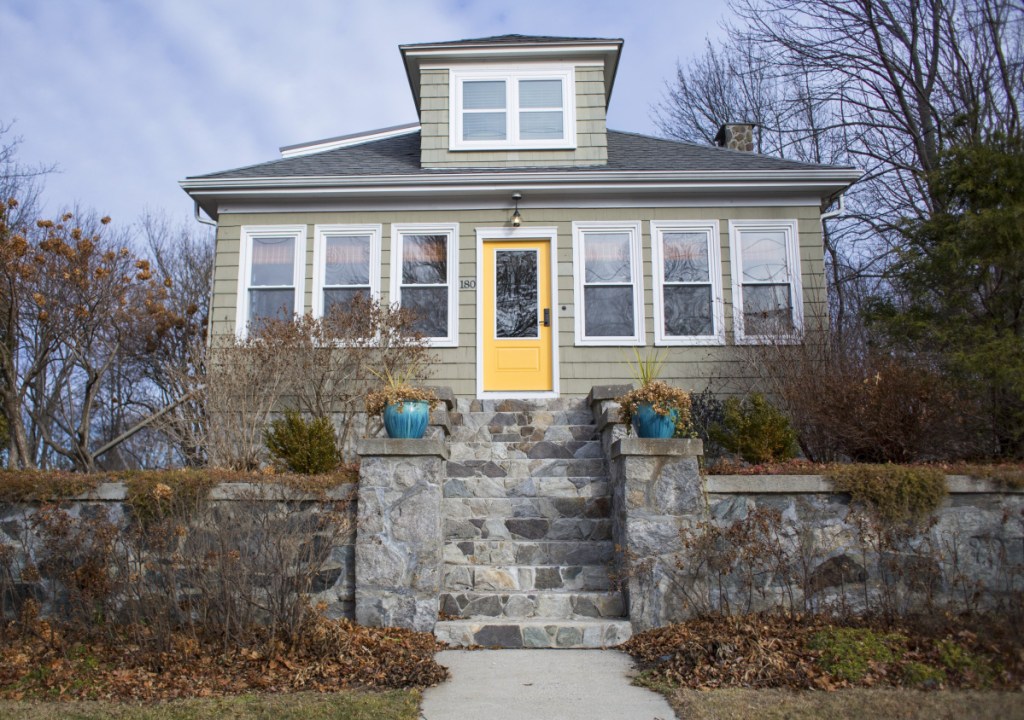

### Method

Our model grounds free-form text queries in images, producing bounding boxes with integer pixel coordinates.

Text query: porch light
[511,192,522,227]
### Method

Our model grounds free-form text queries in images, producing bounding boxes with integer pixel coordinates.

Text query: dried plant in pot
[615,349,692,438]
[365,366,439,439]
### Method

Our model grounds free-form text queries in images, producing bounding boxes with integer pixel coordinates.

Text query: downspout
[193,199,217,227]
[820,192,845,221]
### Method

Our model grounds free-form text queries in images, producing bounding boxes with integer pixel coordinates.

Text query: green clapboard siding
[212,205,826,398]
[420,66,608,168]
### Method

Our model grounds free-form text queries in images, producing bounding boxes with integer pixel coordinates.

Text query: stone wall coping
[356,437,449,459]
[706,474,1024,495]
[17,480,358,503]
[430,408,452,436]
[611,437,704,458]
[425,386,455,411]
[595,405,623,432]
[588,384,632,404]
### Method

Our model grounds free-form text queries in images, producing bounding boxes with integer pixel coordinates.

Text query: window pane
[402,286,448,338]
[519,79,562,108]
[249,288,294,324]
[584,286,634,337]
[251,236,294,286]
[495,250,538,339]
[463,112,507,140]
[520,110,564,139]
[464,80,506,109]
[324,287,368,315]
[743,284,794,334]
[664,285,713,336]
[740,229,789,283]
[402,234,448,284]
[663,232,710,282]
[325,235,370,286]
[584,233,632,283]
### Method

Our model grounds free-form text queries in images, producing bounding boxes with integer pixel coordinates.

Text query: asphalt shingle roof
[190,129,850,181]
[401,34,621,47]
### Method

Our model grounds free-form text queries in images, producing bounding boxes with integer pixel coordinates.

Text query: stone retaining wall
[0,482,357,621]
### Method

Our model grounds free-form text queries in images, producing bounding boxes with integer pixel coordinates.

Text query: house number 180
[460,279,477,290]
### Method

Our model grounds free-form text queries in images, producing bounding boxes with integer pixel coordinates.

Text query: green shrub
[808,627,905,682]
[711,393,798,464]
[903,661,947,688]
[828,464,947,525]
[265,412,340,475]
[936,639,995,685]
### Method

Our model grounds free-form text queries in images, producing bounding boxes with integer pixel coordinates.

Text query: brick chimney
[715,123,757,152]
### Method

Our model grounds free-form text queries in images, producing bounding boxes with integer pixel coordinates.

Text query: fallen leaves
[0,615,447,702]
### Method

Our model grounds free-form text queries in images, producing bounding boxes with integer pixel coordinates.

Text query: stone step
[434,618,632,648]
[450,423,599,444]
[445,457,606,479]
[452,408,596,431]
[445,516,612,542]
[443,564,614,592]
[443,539,614,566]
[440,590,625,620]
[443,496,611,520]
[448,440,602,462]
[444,476,610,500]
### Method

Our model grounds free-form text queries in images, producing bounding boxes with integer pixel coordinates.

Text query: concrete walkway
[420,649,676,720]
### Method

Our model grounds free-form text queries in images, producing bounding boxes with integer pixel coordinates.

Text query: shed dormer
[399,35,622,169]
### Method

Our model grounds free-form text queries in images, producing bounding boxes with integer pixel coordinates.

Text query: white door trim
[475,226,560,399]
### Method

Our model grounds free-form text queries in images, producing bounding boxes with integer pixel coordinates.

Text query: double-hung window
[237,225,306,337]
[450,65,576,150]
[572,221,644,345]
[390,223,459,347]
[312,224,381,317]
[651,220,725,345]
[728,219,803,343]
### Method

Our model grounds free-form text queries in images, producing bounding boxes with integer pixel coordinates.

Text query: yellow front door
[482,240,553,392]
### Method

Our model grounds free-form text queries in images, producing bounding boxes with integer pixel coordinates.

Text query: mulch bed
[623,613,1024,691]
[0,616,447,702]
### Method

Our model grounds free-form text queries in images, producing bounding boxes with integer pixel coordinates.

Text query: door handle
[543,308,551,327]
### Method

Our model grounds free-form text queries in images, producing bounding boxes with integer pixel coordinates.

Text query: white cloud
[0,0,725,225]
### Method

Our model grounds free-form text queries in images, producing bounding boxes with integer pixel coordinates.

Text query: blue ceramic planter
[383,400,430,439]
[632,403,678,439]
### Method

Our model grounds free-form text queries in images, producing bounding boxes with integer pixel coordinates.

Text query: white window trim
[390,222,460,348]
[449,64,577,151]
[651,220,725,346]
[728,219,804,345]
[311,224,382,317]
[571,220,645,346]
[236,225,307,339]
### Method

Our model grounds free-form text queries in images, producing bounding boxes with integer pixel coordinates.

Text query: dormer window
[450,65,576,151]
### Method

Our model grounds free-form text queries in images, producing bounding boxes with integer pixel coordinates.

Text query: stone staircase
[433,398,631,648]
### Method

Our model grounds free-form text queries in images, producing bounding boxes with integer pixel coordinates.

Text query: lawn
[669,688,1024,719]
[0,689,421,720]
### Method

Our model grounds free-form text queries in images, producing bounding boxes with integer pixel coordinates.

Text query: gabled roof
[190,128,853,180]
[400,34,622,48]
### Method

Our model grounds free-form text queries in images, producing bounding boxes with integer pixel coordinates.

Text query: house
[181,34,859,401]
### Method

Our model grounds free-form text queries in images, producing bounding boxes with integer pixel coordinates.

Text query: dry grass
[0,689,420,719]
[669,688,1024,719]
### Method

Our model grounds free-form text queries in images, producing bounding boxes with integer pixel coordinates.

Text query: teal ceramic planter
[632,403,678,439]
[383,400,430,439]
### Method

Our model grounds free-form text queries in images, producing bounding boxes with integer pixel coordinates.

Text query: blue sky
[1,0,726,226]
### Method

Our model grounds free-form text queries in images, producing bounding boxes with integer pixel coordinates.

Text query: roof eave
[180,167,862,219]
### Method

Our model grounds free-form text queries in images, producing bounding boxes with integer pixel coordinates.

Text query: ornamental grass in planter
[365,367,438,439]
[615,349,692,438]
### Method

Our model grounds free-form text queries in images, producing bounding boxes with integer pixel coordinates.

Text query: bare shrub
[737,315,977,462]
[179,295,434,470]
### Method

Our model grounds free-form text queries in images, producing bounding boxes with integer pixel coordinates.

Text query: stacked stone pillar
[609,437,704,632]
[354,436,448,632]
